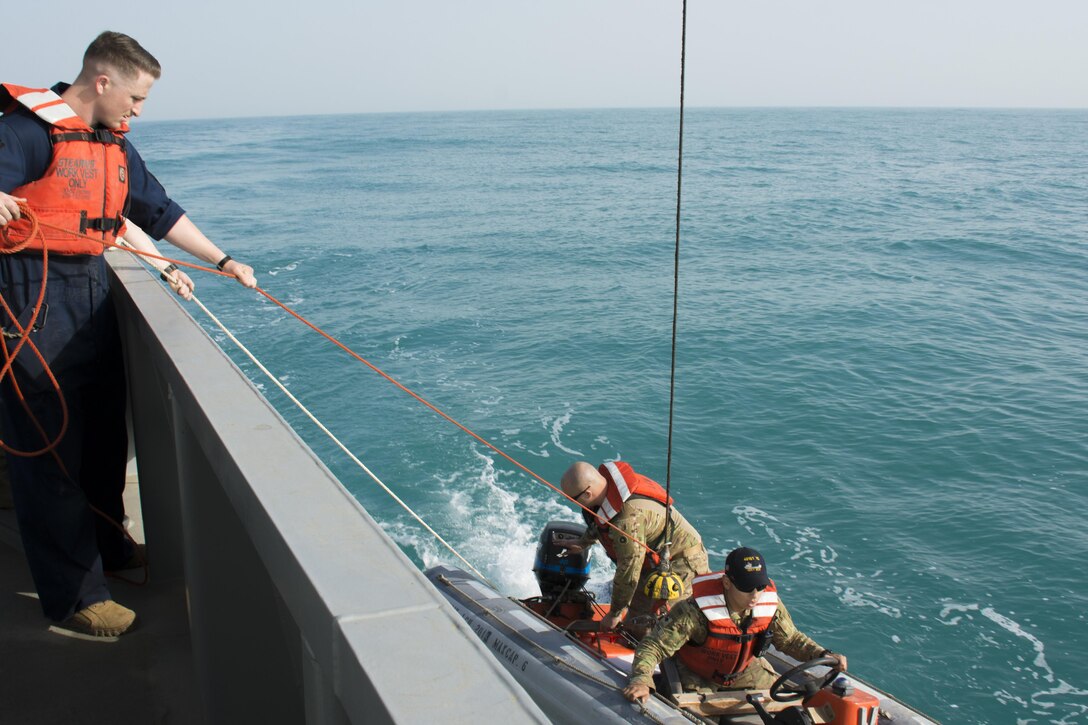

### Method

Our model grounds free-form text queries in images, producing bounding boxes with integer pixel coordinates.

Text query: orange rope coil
[0,200,39,254]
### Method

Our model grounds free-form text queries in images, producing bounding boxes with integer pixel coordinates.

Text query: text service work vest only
[1,84,129,254]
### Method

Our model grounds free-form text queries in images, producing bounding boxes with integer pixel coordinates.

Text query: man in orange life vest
[624,547,848,703]
[559,460,709,635]
[0,32,256,637]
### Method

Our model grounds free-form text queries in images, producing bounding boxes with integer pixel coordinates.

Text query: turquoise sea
[130,108,1087,724]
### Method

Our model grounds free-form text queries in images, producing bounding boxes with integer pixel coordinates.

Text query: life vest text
[55,158,98,189]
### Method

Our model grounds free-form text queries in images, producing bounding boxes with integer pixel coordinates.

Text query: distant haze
[4,0,1086,121]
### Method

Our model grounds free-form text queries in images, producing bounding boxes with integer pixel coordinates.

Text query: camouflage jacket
[585,497,703,611]
[628,592,827,689]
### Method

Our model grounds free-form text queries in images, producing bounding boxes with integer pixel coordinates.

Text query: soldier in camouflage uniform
[560,460,709,634]
[624,547,848,703]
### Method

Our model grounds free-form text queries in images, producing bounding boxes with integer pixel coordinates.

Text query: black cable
[663,0,687,555]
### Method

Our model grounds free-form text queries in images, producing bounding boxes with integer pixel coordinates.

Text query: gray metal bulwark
[109,253,547,724]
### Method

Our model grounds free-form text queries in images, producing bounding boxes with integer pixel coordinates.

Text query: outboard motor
[533,520,590,598]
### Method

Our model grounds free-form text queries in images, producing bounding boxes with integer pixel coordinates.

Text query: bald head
[561,461,606,508]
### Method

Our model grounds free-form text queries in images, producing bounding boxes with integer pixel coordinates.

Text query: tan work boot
[60,600,137,637]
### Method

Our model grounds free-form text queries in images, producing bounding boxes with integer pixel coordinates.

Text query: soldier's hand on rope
[162,267,196,300]
[222,258,257,289]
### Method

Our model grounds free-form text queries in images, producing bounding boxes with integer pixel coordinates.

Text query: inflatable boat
[426,521,938,724]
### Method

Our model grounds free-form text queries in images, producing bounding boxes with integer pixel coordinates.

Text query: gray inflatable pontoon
[426,519,937,725]
[428,565,694,724]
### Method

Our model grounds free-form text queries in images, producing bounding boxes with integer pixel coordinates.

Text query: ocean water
[130,108,1087,724]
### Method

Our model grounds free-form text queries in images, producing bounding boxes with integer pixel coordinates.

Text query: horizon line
[135,103,1088,125]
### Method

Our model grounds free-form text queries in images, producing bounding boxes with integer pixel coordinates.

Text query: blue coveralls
[0,82,185,621]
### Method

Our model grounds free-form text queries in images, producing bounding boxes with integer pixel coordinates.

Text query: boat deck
[0,476,200,724]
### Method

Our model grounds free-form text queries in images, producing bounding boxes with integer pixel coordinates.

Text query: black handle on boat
[744,692,779,725]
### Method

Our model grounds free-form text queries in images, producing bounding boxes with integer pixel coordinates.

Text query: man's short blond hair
[83,31,161,80]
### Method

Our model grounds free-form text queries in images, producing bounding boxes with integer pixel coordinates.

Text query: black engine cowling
[533,520,591,598]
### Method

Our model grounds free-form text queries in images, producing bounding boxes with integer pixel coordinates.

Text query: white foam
[429,446,575,597]
[266,261,299,277]
[733,505,785,545]
[838,586,902,618]
[980,606,1052,681]
[545,407,584,456]
[937,601,1088,721]
[938,601,977,626]
[730,505,903,620]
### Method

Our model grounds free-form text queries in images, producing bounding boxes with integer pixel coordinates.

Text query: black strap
[50,129,124,146]
[78,210,122,234]
[705,630,758,643]
[710,666,747,685]
[753,627,774,658]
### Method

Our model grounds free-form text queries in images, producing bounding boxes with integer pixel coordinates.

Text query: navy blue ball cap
[725,547,770,592]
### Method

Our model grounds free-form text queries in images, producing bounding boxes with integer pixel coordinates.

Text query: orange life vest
[676,572,779,685]
[1,84,129,254]
[592,461,673,569]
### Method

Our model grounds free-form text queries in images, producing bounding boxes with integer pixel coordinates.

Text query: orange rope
[2,204,657,557]
[253,285,656,556]
[2,204,146,584]
[1,203,69,457]
[0,199,39,254]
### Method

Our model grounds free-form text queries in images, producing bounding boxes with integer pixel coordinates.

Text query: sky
[4,0,1086,121]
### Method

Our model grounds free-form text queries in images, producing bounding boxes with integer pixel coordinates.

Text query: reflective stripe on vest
[8,88,81,126]
[678,574,779,685]
[595,461,672,526]
[593,461,673,569]
[692,572,780,623]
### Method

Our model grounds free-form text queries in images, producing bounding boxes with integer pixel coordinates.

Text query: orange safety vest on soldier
[593,461,673,570]
[1,84,129,254]
[676,573,779,685]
